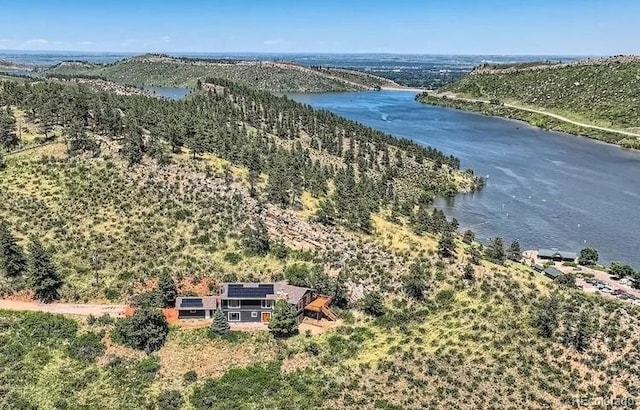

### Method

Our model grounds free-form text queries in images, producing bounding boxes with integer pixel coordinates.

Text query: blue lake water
[289,90,640,268]
[143,86,191,100]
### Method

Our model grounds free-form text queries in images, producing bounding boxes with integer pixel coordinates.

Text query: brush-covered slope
[421,56,640,147]
[43,54,399,92]
[0,77,639,409]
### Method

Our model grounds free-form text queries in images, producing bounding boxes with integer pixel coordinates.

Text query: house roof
[175,296,218,310]
[543,267,563,279]
[538,249,577,260]
[220,282,313,305]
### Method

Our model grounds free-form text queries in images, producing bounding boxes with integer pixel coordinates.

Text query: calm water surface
[144,86,190,100]
[290,91,640,268]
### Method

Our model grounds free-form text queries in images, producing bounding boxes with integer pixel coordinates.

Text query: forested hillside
[2,76,638,409]
[43,54,398,92]
[0,77,480,301]
[421,56,640,148]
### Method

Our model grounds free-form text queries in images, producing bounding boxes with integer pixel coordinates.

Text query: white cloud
[78,41,94,46]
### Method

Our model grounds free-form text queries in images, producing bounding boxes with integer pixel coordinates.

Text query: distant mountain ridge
[42,53,401,92]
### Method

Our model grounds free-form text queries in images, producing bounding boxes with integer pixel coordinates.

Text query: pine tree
[268,300,298,338]
[0,222,27,278]
[362,291,385,317]
[0,107,18,147]
[157,272,177,308]
[535,295,559,338]
[210,309,230,336]
[508,240,522,260]
[571,312,592,352]
[463,263,475,281]
[122,125,144,166]
[242,219,270,256]
[462,229,475,244]
[485,237,506,264]
[30,239,63,303]
[438,231,456,259]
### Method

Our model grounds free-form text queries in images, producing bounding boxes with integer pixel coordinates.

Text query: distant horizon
[0,49,605,58]
[1,1,638,55]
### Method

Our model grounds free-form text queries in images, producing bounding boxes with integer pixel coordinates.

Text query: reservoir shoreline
[289,90,640,269]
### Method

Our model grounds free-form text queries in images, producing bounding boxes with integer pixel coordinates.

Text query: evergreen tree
[485,237,506,264]
[65,121,100,157]
[534,295,559,338]
[0,221,27,278]
[565,312,592,352]
[463,263,475,281]
[361,291,385,317]
[122,125,145,166]
[0,107,18,147]
[0,151,6,170]
[242,219,270,256]
[437,231,456,259]
[157,272,177,308]
[462,229,475,245]
[268,300,298,338]
[29,239,63,303]
[210,309,230,336]
[508,240,522,260]
[404,276,427,300]
[469,244,482,265]
[314,200,336,226]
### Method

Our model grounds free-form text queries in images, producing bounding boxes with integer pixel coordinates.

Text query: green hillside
[1,77,639,409]
[419,57,640,148]
[43,54,398,92]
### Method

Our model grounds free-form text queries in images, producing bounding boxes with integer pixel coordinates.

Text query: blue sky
[0,0,638,55]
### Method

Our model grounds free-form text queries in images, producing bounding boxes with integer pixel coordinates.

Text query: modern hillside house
[175,282,337,323]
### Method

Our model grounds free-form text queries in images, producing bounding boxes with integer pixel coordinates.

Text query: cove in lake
[143,86,190,100]
[289,91,640,268]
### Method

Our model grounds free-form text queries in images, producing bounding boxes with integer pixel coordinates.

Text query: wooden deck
[304,295,338,321]
[305,295,332,312]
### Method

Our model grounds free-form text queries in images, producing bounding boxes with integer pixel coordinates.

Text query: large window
[261,300,273,309]
[228,312,240,321]
[228,299,240,309]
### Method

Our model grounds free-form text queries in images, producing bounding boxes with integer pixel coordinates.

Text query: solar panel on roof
[180,298,203,308]
[227,284,274,298]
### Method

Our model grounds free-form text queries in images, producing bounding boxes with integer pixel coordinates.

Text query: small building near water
[543,267,563,280]
[538,249,577,262]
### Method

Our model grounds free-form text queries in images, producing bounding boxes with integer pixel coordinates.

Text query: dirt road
[0,299,126,317]
[432,93,640,139]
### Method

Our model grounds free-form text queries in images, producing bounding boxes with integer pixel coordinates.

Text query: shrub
[113,308,169,353]
[67,332,105,362]
[223,252,242,265]
[156,390,183,410]
[578,248,599,265]
[183,370,198,385]
[20,312,77,345]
